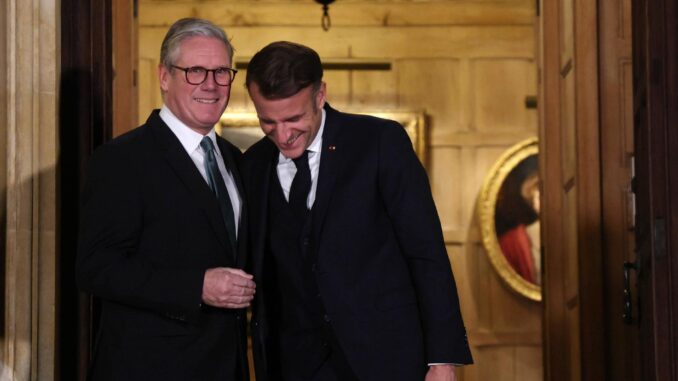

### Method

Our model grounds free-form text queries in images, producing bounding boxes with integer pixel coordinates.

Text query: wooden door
[540,0,603,378]
[542,0,678,379]
[632,0,678,378]
[599,0,639,379]
[113,0,139,136]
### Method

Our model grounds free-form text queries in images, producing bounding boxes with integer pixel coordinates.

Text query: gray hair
[160,18,234,69]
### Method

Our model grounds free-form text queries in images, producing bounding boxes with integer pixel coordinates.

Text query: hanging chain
[321,4,331,31]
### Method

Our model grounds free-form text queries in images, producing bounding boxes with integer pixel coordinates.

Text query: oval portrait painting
[477,138,541,301]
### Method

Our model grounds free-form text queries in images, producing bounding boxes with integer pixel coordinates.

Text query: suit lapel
[217,138,242,190]
[147,112,230,252]
[217,138,248,267]
[310,105,345,242]
[249,140,277,276]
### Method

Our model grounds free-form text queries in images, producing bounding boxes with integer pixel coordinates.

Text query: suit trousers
[282,340,359,381]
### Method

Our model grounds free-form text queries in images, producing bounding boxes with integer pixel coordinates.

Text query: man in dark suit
[76,18,255,381]
[242,41,473,381]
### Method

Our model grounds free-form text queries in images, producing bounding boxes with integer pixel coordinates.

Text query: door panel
[113,0,139,136]
[632,0,678,379]
[540,0,610,379]
[599,0,639,379]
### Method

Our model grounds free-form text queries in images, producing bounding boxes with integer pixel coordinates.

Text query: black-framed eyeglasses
[171,65,238,86]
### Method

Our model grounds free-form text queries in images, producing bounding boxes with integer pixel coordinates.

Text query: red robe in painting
[499,224,535,283]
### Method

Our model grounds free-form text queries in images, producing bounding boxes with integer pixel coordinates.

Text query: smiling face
[159,36,232,135]
[248,82,326,159]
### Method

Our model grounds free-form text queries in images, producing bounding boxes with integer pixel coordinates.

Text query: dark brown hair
[495,155,539,236]
[245,41,323,99]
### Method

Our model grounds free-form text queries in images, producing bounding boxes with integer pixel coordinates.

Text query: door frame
[60,0,113,379]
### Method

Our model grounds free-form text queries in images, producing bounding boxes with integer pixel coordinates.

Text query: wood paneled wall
[136,1,540,380]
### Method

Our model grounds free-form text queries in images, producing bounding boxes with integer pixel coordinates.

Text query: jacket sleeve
[377,122,473,365]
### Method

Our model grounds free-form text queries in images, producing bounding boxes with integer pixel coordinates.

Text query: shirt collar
[160,105,219,156]
[278,108,325,163]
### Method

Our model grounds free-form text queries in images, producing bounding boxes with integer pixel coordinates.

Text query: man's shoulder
[112,124,149,144]
[96,123,149,155]
[243,138,275,161]
[327,106,402,134]
[216,134,242,156]
[325,108,407,152]
[90,113,162,163]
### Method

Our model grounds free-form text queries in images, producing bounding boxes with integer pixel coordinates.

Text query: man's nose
[201,72,218,90]
[274,124,293,143]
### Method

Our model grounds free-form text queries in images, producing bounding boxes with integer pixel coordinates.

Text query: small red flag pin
[328,145,336,151]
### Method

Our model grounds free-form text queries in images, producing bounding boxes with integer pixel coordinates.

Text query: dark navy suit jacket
[76,110,249,381]
[242,104,473,381]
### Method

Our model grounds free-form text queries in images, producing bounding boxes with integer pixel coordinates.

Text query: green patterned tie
[200,137,237,256]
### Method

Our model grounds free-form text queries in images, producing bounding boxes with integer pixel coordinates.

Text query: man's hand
[425,364,457,381]
[202,268,256,309]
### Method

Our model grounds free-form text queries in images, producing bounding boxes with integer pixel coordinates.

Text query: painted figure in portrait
[494,155,541,285]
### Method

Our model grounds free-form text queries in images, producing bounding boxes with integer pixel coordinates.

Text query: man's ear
[159,64,170,92]
[316,82,327,109]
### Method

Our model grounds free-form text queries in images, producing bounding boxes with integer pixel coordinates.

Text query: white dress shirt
[276,109,326,208]
[160,105,242,237]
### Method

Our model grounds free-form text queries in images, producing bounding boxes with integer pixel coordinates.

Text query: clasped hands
[202,268,256,309]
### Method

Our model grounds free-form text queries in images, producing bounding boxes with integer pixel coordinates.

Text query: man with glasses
[77,18,253,381]
[242,41,472,381]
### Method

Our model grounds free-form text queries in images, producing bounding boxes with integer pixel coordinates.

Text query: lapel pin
[328,145,336,151]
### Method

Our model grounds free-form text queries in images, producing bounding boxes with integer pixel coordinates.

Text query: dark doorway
[632,0,678,379]
[59,1,112,380]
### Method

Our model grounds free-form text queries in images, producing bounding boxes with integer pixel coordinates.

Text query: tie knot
[292,150,309,169]
[200,136,216,153]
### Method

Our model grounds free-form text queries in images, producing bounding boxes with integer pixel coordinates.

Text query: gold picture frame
[477,137,541,301]
[218,110,428,166]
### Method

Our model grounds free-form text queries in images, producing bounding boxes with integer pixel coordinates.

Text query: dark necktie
[289,150,312,219]
[200,137,237,254]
